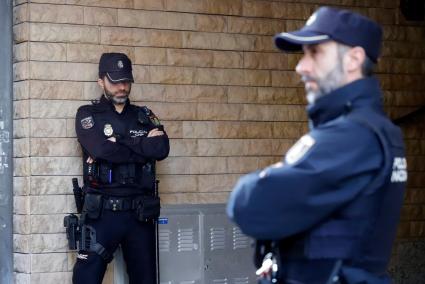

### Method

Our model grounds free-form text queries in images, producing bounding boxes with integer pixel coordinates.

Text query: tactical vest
[281,107,406,276]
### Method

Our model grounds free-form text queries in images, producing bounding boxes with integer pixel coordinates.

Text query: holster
[82,193,103,220]
[134,195,160,222]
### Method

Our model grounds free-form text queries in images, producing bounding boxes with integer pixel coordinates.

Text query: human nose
[295,54,312,77]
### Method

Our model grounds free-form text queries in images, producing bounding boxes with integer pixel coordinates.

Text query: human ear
[97,78,105,89]
[344,47,366,73]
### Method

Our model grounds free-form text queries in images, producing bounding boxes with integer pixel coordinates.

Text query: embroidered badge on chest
[80,116,94,129]
[285,134,316,165]
[103,124,114,137]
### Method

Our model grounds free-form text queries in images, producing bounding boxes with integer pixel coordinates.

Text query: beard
[104,86,131,105]
[303,58,346,104]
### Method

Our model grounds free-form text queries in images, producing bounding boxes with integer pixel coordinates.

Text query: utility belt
[64,179,160,263]
[85,161,155,189]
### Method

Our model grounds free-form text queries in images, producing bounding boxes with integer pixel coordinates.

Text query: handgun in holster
[255,240,280,284]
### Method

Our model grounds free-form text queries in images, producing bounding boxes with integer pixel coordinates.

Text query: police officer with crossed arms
[227,7,407,284]
[72,53,169,284]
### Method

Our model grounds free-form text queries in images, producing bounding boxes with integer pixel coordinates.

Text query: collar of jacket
[307,77,383,128]
[98,94,131,114]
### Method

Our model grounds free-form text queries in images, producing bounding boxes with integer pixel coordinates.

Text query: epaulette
[138,106,162,127]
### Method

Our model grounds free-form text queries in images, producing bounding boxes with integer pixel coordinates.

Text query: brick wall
[12,0,425,283]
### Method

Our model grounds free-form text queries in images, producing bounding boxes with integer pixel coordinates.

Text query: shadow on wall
[389,240,425,283]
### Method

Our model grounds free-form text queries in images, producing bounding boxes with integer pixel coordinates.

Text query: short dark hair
[361,56,375,77]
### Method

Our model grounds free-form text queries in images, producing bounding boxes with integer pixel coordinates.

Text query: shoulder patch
[141,106,161,127]
[80,116,94,129]
[285,134,316,165]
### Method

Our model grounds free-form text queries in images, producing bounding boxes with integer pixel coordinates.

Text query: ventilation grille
[159,229,171,252]
[233,277,249,284]
[212,278,228,284]
[232,227,249,250]
[210,227,226,251]
[178,228,195,252]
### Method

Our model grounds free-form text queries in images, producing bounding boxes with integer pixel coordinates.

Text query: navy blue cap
[274,7,383,63]
[99,52,134,83]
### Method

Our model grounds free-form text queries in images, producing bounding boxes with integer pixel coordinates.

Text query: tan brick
[164,85,227,103]
[14,157,30,177]
[29,42,66,61]
[30,3,83,24]
[258,87,305,105]
[31,138,80,156]
[134,47,167,65]
[288,53,303,70]
[118,9,196,30]
[30,100,83,118]
[14,176,30,196]
[84,6,117,25]
[134,0,166,10]
[229,156,281,173]
[14,81,29,100]
[32,234,68,253]
[161,121,182,139]
[14,196,30,214]
[254,35,278,52]
[366,7,396,25]
[196,68,245,85]
[13,4,28,24]
[14,138,29,158]
[30,23,99,44]
[169,139,198,156]
[14,62,29,81]
[67,44,134,63]
[182,31,255,51]
[130,84,166,102]
[242,0,273,18]
[274,2,314,20]
[66,118,77,138]
[158,174,198,193]
[244,69,272,86]
[31,272,73,284]
[13,23,29,44]
[31,176,82,195]
[31,119,67,137]
[31,214,66,234]
[14,234,30,253]
[14,119,30,139]
[130,65,152,83]
[101,27,183,48]
[13,215,30,235]
[32,253,67,273]
[242,104,307,121]
[158,157,227,175]
[148,66,196,84]
[272,70,302,87]
[212,51,243,68]
[195,15,227,32]
[29,62,97,81]
[273,122,308,138]
[14,100,29,119]
[197,103,242,120]
[197,139,293,156]
[228,17,285,35]
[197,174,240,192]
[182,121,275,139]
[244,52,287,70]
[165,0,242,15]
[30,195,68,214]
[144,102,197,120]
[67,0,133,8]
[31,157,81,175]
[30,81,83,100]
[410,221,425,237]
[14,253,30,273]
[161,192,229,204]
[14,42,28,63]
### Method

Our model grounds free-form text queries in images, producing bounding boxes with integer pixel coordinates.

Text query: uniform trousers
[72,209,156,284]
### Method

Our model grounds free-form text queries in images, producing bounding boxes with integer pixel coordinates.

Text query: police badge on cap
[99,53,134,83]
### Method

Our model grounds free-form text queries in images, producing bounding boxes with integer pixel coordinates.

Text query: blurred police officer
[227,7,407,284]
[73,53,169,284]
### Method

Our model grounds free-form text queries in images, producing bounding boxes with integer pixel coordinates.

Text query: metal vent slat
[210,227,226,251]
[159,229,171,252]
[232,227,249,250]
[178,228,195,252]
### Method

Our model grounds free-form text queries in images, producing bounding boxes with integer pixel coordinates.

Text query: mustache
[301,75,317,83]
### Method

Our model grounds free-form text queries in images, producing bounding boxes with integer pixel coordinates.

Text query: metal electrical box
[113,204,257,284]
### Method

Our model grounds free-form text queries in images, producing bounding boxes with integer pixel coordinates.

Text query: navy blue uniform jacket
[226,78,406,283]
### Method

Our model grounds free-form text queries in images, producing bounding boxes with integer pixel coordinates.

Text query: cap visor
[274,30,330,52]
[106,72,134,83]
